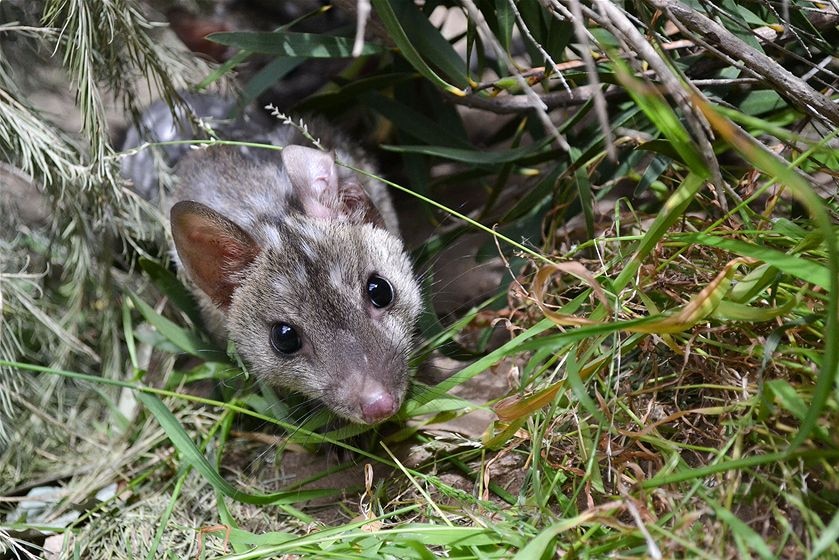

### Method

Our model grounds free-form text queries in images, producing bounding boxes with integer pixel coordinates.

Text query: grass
[2,0,838,558]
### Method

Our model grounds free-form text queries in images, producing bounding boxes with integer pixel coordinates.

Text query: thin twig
[459,0,571,152]
[648,0,839,127]
[564,0,616,160]
[506,0,571,94]
[352,0,371,57]
[448,83,624,113]
[591,0,727,211]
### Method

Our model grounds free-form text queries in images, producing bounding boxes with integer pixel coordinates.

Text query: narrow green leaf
[127,291,226,362]
[137,392,337,505]
[719,0,764,51]
[713,503,774,560]
[208,31,381,58]
[570,147,594,240]
[144,465,191,560]
[642,449,839,488]
[673,233,831,290]
[389,0,469,88]
[122,297,138,371]
[696,99,839,450]
[565,353,607,424]
[763,379,809,421]
[809,508,839,560]
[241,56,304,106]
[370,0,464,93]
[139,258,204,330]
[614,61,708,179]
[500,163,561,223]
[410,319,555,408]
[362,91,471,148]
[513,515,598,559]
[711,298,796,322]
[382,138,550,164]
[494,0,514,52]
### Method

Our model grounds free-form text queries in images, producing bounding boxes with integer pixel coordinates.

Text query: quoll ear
[170,201,260,309]
[282,145,384,227]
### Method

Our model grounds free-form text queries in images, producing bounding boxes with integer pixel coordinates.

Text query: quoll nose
[361,391,398,424]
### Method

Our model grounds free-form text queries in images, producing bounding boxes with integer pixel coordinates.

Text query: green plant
[2,0,837,557]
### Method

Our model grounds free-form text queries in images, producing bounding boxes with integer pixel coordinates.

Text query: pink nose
[361,392,398,424]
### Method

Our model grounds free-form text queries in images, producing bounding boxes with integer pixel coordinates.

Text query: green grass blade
[136,392,337,506]
[388,0,469,88]
[127,291,226,363]
[809,508,839,560]
[613,61,708,179]
[674,233,831,290]
[712,502,774,560]
[695,98,839,450]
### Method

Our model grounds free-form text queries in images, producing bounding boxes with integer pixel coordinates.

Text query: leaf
[711,297,797,322]
[638,139,684,162]
[370,0,465,93]
[241,56,305,106]
[673,233,831,290]
[500,163,561,223]
[570,147,595,239]
[139,258,204,330]
[512,512,604,559]
[389,0,470,88]
[692,96,838,451]
[713,503,774,560]
[127,291,226,363]
[809,508,839,560]
[719,0,764,51]
[628,257,752,334]
[494,0,514,52]
[614,61,708,179]
[402,394,475,417]
[208,31,381,58]
[762,379,809,421]
[362,91,471,148]
[138,392,337,505]
[408,319,556,411]
[381,137,551,164]
[739,90,787,116]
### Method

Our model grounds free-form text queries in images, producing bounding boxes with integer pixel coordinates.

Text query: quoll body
[122,95,422,424]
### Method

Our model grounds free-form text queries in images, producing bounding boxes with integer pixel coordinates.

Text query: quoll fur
[122,96,422,424]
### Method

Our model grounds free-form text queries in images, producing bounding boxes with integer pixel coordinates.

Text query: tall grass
[1,0,837,557]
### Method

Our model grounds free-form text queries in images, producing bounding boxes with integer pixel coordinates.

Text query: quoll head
[170,146,422,424]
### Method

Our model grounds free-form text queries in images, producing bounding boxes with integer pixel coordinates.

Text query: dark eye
[270,322,302,354]
[367,274,394,308]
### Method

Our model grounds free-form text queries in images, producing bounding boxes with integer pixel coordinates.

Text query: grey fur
[124,95,422,423]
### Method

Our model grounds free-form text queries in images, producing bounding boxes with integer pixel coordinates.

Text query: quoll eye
[270,322,302,354]
[367,274,394,308]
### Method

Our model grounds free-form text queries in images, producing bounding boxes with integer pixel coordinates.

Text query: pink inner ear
[341,182,386,228]
[171,201,260,309]
[302,197,335,220]
[282,145,385,226]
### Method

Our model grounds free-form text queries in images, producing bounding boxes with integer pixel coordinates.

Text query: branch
[591,0,726,210]
[648,0,839,128]
[447,83,626,113]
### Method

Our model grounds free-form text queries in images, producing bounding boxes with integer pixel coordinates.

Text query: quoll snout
[336,371,403,424]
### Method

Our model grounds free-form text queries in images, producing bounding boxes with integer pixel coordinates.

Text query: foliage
[1,0,838,558]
